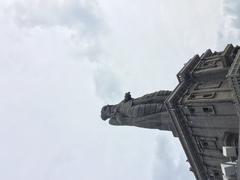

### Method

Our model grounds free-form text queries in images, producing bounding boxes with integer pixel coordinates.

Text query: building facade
[166,44,239,180]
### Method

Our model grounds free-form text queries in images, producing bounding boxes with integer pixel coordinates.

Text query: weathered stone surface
[101,44,240,180]
[101,91,172,130]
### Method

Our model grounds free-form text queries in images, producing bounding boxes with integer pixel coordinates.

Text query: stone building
[166,44,239,180]
[101,44,240,180]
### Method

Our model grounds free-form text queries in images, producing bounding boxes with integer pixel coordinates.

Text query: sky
[0,0,239,180]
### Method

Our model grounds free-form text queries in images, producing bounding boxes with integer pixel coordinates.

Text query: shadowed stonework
[101,44,240,180]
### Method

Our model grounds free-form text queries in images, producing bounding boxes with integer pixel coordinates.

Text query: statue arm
[109,112,171,130]
[109,113,133,126]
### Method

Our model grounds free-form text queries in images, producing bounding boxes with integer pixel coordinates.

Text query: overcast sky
[0,0,239,180]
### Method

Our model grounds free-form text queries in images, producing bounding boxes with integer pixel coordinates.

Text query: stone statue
[101,90,172,130]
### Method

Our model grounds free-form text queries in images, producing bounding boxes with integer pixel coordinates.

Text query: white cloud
[0,1,110,179]
[94,67,123,102]
[0,1,158,180]
[7,0,105,63]
[10,0,101,31]
[216,0,240,49]
[98,0,222,96]
[153,134,194,180]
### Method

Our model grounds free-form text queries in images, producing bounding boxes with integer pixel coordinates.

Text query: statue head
[124,92,132,102]
[101,105,116,120]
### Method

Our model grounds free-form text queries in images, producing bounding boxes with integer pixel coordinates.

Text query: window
[198,137,218,151]
[203,94,213,98]
[202,141,208,147]
[184,105,215,115]
[188,92,215,100]
[202,107,213,113]
[197,60,217,70]
[194,81,222,90]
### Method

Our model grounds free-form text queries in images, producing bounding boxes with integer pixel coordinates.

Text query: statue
[101,90,173,130]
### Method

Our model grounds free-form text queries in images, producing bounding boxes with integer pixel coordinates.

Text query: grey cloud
[94,67,123,103]
[10,0,103,34]
[217,0,240,48]
[223,1,240,29]
[153,134,194,180]
[8,0,122,103]
[7,0,105,63]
